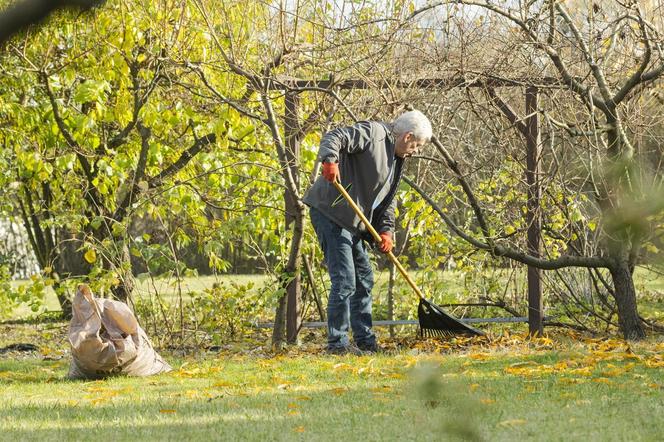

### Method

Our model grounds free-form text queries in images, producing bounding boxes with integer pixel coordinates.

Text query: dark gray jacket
[303,121,404,239]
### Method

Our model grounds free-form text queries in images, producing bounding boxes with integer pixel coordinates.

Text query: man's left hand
[378,231,393,254]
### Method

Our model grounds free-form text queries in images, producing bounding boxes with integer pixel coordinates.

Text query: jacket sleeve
[317,121,374,163]
[376,196,397,235]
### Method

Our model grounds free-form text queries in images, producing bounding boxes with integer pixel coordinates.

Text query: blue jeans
[309,207,376,349]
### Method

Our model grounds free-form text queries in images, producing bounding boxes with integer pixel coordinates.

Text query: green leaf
[73,80,110,104]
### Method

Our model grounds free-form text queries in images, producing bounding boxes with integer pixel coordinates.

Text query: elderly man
[303,110,433,354]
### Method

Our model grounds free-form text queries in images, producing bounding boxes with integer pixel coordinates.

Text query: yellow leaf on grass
[287,403,299,409]
[568,366,594,376]
[644,357,664,368]
[480,398,495,405]
[160,409,177,414]
[559,378,585,385]
[554,361,569,370]
[293,426,305,433]
[592,377,613,385]
[509,361,538,368]
[296,395,312,401]
[469,383,480,391]
[498,419,527,428]
[330,387,347,395]
[469,353,491,361]
[90,397,108,406]
[212,381,233,388]
[288,410,300,416]
[85,387,108,393]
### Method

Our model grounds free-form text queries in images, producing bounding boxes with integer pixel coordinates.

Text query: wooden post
[284,91,302,343]
[387,262,396,338]
[525,86,543,335]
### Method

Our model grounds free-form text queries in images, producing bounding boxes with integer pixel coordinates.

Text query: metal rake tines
[419,327,455,339]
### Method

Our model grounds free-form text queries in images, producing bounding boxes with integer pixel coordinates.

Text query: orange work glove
[322,161,339,182]
[378,231,393,254]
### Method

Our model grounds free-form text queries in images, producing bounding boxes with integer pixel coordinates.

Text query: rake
[332,180,484,338]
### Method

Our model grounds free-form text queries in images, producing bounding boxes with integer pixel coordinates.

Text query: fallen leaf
[498,419,527,428]
[160,409,177,414]
[592,377,613,384]
[559,378,584,384]
[568,366,594,376]
[185,389,200,398]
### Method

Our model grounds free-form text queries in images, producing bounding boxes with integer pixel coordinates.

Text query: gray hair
[392,110,433,141]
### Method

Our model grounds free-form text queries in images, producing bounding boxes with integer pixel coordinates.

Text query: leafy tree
[0,1,244,312]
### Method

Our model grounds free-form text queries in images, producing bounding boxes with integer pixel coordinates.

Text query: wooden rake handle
[332,179,425,301]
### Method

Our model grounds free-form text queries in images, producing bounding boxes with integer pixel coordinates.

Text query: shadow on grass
[1,382,484,442]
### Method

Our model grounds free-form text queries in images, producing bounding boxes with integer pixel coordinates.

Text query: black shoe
[326,343,365,356]
[356,341,382,354]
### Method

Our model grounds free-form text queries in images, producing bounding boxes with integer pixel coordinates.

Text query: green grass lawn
[1,334,663,441]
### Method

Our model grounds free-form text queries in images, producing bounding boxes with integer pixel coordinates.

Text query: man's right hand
[322,161,339,182]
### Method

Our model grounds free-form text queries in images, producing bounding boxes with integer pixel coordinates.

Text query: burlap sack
[67,284,171,379]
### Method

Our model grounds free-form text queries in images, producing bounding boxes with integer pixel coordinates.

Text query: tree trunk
[608,261,645,340]
[272,282,288,350]
[54,228,91,318]
[271,203,304,349]
[109,242,135,304]
[282,91,304,346]
[285,204,305,344]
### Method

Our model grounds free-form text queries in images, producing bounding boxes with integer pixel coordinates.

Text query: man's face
[395,132,426,158]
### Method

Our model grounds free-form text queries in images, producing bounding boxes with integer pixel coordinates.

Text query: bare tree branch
[485,88,528,137]
[430,136,493,245]
[148,132,216,189]
[405,176,609,270]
